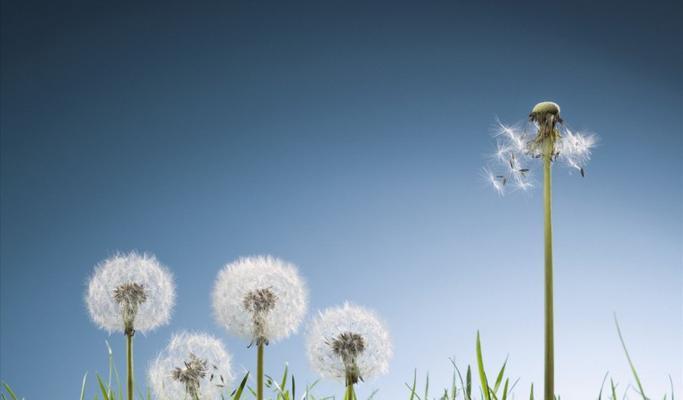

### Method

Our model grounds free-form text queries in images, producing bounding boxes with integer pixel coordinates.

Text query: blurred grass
[1,318,676,400]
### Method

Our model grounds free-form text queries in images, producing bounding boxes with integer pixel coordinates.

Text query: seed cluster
[113,282,148,336]
[243,288,278,345]
[331,331,366,386]
[171,353,208,400]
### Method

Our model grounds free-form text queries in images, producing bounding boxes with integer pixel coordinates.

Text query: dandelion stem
[344,383,355,400]
[257,341,264,400]
[126,332,134,400]
[543,138,555,400]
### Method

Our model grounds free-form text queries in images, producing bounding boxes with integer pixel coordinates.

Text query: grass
[1,317,675,400]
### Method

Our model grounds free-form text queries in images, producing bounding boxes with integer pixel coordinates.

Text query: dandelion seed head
[86,252,175,334]
[483,103,597,195]
[212,255,308,344]
[149,332,233,400]
[306,303,392,384]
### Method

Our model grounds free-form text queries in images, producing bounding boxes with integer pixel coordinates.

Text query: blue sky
[1,1,681,399]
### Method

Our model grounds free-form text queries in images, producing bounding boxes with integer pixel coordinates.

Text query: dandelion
[306,303,392,400]
[212,255,308,400]
[86,252,175,400]
[149,332,233,400]
[482,102,597,400]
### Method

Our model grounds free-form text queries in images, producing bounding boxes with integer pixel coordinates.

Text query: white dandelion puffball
[149,332,233,400]
[86,252,175,334]
[212,255,308,344]
[307,303,392,383]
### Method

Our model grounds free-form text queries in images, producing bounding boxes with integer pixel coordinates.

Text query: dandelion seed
[482,167,506,196]
[149,332,233,400]
[306,303,392,387]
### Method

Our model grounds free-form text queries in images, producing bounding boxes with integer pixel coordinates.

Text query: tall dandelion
[86,252,176,400]
[149,332,233,400]
[306,303,392,400]
[483,102,596,399]
[212,255,308,400]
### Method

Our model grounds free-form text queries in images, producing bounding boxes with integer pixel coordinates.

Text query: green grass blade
[1,383,17,400]
[476,332,491,400]
[529,383,534,400]
[466,365,472,400]
[409,369,417,400]
[280,364,289,396]
[96,374,111,400]
[598,372,608,400]
[424,373,429,400]
[493,357,508,393]
[614,314,647,399]
[232,372,250,400]
[80,373,89,400]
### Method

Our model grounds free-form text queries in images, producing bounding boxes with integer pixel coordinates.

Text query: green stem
[543,141,554,400]
[126,332,134,400]
[257,341,264,400]
[345,383,354,400]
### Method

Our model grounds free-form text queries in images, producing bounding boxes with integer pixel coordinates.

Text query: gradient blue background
[1,1,681,398]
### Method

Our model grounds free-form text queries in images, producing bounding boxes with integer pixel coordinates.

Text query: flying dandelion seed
[149,332,233,400]
[306,303,392,387]
[86,252,175,335]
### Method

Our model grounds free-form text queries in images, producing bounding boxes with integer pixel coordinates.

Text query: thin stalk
[543,139,554,400]
[126,332,134,400]
[345,383,355,400]
[257,341,264,400]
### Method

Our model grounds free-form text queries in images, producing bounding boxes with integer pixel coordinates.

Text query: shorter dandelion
[85,251,175,400]
[212,255,308,400]
[306,303,392,400]
[149,332,233,400]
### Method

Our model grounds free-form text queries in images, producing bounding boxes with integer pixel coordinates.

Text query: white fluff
[85,252,175,334]
[484,120,597,195]
[149,332,233,400]
[211,255,308,343]
[306,303,392,382]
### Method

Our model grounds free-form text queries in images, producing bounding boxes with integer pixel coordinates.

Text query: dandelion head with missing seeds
[306,303,392,386]
[149,331,233,400]
[483,101,597,195]
[212,255,308,346]
[86,251,175,335]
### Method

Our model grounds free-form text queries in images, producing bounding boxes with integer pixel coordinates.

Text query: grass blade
[614,314,647,399]
[493,357,508,393]
[476,332,491,400]
[80,373,89,400]
[1,383,17,400]
[96,374,111,400]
